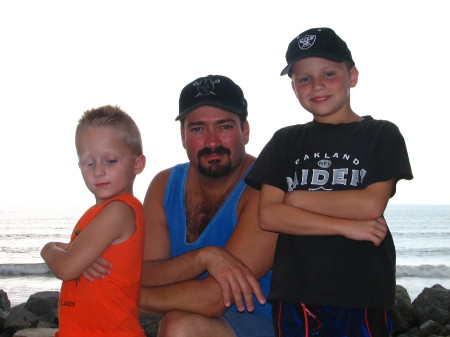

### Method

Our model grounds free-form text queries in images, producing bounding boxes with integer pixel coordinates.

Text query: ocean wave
[2,263,449,278]
[396,264,450,278]
[0,263,50,276]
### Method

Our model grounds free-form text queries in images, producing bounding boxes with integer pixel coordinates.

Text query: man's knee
[158,311,193,337]
[158,311,234,337]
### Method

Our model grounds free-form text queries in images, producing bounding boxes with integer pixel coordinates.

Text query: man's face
[181,106,249,178]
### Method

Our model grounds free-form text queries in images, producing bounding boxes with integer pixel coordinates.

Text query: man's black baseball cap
[281,27,355,76]
[176,74,248,121]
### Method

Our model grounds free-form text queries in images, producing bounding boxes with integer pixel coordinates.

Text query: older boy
[245,28,413,337]
[41,105,146,337]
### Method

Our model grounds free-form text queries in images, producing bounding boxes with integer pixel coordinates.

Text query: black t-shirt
[246,116,413,309]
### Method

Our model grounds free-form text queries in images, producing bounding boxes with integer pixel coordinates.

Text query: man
[139,75,277,337]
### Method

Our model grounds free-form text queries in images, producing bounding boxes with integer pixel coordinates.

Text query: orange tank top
[56,194,145,337]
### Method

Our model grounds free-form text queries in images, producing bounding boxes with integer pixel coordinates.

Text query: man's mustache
[198,146,231,157]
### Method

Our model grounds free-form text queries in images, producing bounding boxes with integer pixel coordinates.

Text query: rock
[2,326,20,337]
[1,310,9,331]
[440,323,450,336]
[36,321,56,329]
[4,303,39,331]
[418,319,445,337]
[396,326,420,336]
[393,285,418,333]
[441,324,450,336]
[12,328,58,337]
[139,314,160,337]
[413,284,450,326]
[0,290,11,312]
[23,292,58,327]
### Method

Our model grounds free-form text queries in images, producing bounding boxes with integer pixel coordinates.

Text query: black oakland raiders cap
[281,27,355,76]
[176,74,248,121]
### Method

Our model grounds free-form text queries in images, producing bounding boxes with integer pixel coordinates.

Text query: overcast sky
[0,0,448,210]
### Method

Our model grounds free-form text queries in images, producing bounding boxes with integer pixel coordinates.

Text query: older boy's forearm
[284,190,376,219]
[140,277,225,317]
[284,181,394,220]
[259,202,347,236]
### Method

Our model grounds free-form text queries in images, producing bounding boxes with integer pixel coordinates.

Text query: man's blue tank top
[164,162,272,320]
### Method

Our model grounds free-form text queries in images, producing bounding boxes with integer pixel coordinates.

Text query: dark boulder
[23,292,58,327]
[412,284,450,326]
[4,303,39,331]
[139,313,160,337]
[0,291,11,312]
[393,285,418,333]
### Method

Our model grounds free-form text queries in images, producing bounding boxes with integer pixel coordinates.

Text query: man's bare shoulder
[245,154,256,166]
[239,183,259,209]
[238,154,259,214]
[144,168,173,205]
[152,168,172,184]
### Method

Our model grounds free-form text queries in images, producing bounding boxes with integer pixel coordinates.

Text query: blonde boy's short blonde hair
[76,105,143,156]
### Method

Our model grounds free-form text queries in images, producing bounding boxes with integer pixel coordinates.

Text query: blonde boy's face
[76,127,145,205]
[290,57,359,124]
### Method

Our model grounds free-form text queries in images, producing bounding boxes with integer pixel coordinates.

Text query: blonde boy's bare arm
[283,180,395,220]
[41,201,136,281]
[260,184,388,246]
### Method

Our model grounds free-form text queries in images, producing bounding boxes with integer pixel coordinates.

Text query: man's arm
[218,186,277,310]
[283,180,395,220]
[140,171,277,316]
[259,184,388,246]
[140,169,210,286]
[41,201,136,281]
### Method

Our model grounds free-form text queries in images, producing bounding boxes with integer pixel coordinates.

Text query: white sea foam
[396,264,450,278]
[0,263,50,276]
[1,263,449,278]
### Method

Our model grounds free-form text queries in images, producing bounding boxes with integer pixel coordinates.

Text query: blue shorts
[272,301,392,337]
[222,310,275,337]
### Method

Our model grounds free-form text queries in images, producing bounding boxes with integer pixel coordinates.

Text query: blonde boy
[246,28,413,336]
[41,105,146,337]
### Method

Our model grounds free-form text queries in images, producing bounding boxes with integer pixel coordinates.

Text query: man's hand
[342,217,388,246]
[81,256,112,282]
[200,246,265,312]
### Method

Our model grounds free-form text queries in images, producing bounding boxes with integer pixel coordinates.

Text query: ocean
[1,204,449,307]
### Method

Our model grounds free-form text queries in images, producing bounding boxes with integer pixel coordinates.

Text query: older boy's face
[290,57,359,124]
[76,127,143,205]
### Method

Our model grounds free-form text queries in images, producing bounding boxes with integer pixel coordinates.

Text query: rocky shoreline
[1,284,449,337]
